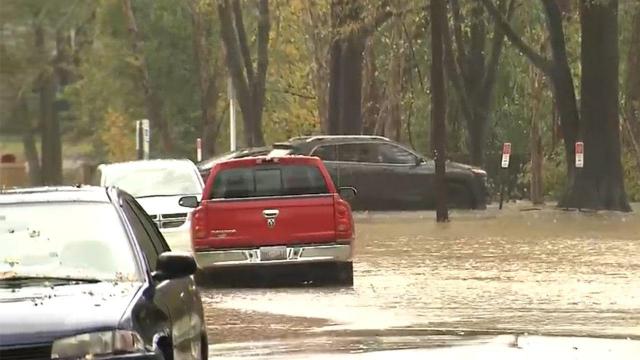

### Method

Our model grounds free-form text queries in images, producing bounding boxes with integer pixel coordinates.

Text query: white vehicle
[94,159,204,253]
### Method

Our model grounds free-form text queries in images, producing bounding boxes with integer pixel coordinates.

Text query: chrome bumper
[195,244,352,268]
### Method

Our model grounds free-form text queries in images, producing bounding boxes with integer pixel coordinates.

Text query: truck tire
[333,262,354,287]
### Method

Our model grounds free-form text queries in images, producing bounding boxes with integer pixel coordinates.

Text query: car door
[374,143,430,209]
[332,142,385,209]
[123,197,200,359]
[309,144,342,185]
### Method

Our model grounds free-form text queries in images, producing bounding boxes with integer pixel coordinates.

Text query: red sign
[575,141,584,168]
[501,143,511,168]
[502,143,512,155]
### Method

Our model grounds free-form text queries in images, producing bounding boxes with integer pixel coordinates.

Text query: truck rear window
[209,165,329,199]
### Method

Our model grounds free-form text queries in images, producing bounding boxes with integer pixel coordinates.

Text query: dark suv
[269,135,489,210]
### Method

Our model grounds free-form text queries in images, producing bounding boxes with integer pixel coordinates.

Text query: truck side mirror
[178,196,199,208]
[338,187,357,201]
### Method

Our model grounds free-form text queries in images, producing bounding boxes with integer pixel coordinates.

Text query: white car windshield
[104,165,201,198]
[0,202,139,282]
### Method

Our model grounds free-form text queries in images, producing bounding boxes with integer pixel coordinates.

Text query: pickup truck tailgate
[194,195,336,249]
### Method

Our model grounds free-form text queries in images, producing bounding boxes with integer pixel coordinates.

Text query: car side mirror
[178,195,199,208]
[153,252,197,281]
[338,187,357,201]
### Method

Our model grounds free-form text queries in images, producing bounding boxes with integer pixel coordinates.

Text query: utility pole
[431,0,449,222]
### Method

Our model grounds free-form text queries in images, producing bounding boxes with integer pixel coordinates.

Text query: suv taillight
[334,194,354,241]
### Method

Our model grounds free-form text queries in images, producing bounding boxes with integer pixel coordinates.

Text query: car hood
[0,281,141,346]
[136,194,201,217]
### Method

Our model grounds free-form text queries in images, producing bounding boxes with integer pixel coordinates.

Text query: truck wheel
[447,182,474,209]
[333,262,354,287]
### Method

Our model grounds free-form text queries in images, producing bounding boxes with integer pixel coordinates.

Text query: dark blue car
[0,187,207,360]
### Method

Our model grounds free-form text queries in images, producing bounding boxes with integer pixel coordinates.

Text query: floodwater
[200,203,640,358]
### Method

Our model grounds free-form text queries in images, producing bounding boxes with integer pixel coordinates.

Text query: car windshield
[0,202,139,282]
[104,165,201,198]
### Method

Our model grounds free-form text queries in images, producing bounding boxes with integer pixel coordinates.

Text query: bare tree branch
[479,0,552,74]
[482,0,516,94]
[231,0,255,86]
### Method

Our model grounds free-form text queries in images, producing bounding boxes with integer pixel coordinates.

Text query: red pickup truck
[179,156,356,285]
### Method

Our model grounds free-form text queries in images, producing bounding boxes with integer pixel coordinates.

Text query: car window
[103,164,202,197]
[376,144,418,165]
[0,202,140,281]
[335,143,378,163]
[129,198,170,253]
[311,145,337,161]
[122,199,160,271]
[209,165,328,199]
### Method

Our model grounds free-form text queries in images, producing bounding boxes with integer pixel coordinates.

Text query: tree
[121,0,172,154]
[443,0,515,166]
[480,0,580,205]
[217,0,270,147]
[187,0,222,157]
[562,0,630,211]
[431,0,448,222]
[326,0,392,135]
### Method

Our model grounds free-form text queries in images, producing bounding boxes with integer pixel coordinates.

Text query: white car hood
[135,194,200,216]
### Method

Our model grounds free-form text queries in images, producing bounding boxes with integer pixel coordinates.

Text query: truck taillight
[191,207,206,240]
[334,195,354,240]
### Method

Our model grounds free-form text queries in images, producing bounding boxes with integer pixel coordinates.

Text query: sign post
[196,138,202,162]
[499,143,511,210]
[136,119,150,160]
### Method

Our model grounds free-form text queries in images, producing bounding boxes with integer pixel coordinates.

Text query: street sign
[575,141,584,168]
[501,143,511,168]
[196,138,202,162]
[136,119,150,160]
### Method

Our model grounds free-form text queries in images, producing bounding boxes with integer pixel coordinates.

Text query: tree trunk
[384,16,404,141]
[188,0,220,157]
[431,0,449,222]
[217,0,268,147]
[35,25,62,185]
[529,68,544,205]
[563,0,630,211]
[361,38,381,135]
[327,0,391,135]
[624,6,640,170]
[304,2,330,131]
[121,0,172,154]
[18,97,41,186]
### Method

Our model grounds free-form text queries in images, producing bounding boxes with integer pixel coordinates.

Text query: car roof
[98,159,197,171]
[0,186,113,204]
[279,135,393,151]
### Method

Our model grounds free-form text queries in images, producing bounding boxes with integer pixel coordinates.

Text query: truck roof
[213,155,324,169]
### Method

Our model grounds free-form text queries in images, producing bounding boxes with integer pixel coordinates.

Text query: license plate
[260,246,287,261]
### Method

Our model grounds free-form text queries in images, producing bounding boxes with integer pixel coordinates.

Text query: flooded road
[200,203,640,358]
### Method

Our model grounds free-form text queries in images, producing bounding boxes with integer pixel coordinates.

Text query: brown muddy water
[200,203,640,358]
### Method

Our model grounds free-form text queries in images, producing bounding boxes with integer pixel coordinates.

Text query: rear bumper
[195,243,352,269]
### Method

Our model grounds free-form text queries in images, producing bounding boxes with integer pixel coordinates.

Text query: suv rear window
[209,165,328,199]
